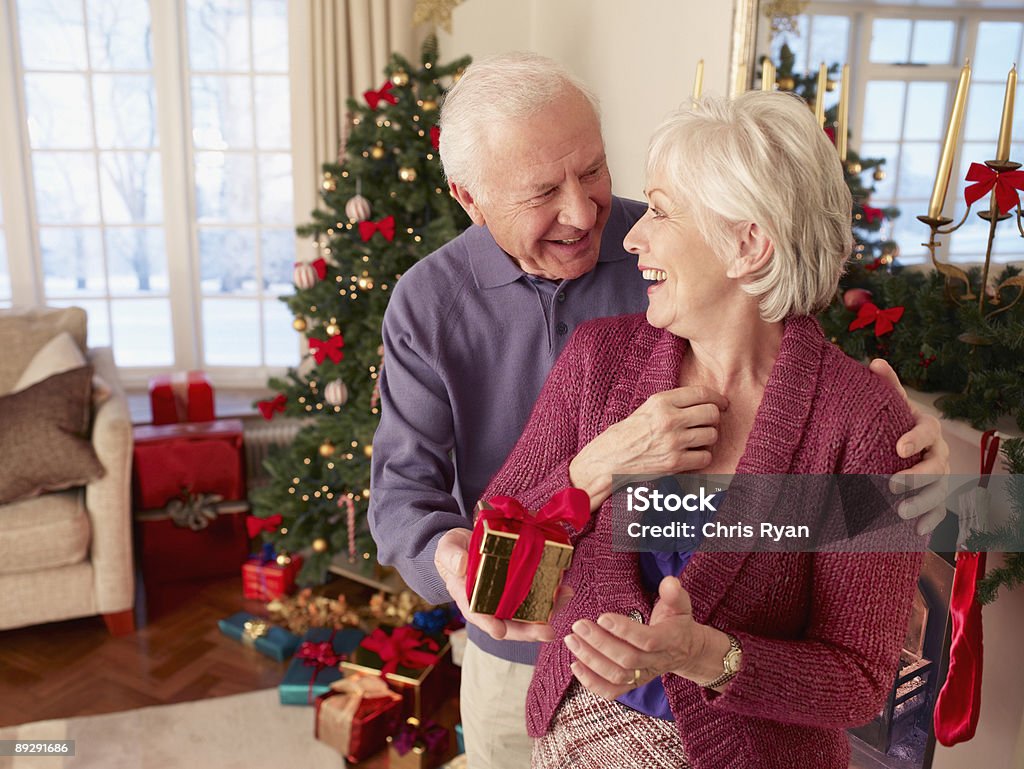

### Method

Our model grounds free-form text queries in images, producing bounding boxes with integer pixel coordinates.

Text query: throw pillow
[0,306,87,394]
[0,366,105,505]
[12,331,112,404]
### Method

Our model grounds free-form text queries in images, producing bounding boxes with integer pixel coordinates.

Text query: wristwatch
[701,633,742,689]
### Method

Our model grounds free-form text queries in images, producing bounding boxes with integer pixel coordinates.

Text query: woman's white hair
[439,52,600,202]
[646,91,853,322]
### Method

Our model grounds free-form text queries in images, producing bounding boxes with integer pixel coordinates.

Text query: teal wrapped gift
[279,627,366,705]
[217,612,301,662]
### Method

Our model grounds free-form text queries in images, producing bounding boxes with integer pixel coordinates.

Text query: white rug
[0,690,343,769]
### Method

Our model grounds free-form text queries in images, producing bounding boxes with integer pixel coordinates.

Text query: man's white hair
[439,52,600,202]
[646,91,854,322]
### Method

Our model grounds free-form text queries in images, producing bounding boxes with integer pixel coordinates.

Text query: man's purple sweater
[368,196,648,664]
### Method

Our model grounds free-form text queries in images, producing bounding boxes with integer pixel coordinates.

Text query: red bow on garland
[359,626,440,676]
[848,301,905,336]
[359,215,396,243]
[364,81,398,110]
[964,162,1024,214]
[309,335,345,365]
[257,393,287,420]
[862,205,885,224]
[246,513,283,538]
[864,257,883,271]
[465,488,590,619]
[430,125,440,150]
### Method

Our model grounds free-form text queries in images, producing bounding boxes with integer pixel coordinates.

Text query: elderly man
[368,52,948,769]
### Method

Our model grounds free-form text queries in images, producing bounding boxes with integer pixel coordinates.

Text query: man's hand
[570,386,728,509]
[869,359,951,535]
[434,527,564,643]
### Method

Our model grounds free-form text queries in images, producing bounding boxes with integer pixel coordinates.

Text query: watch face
[724,648,742,673]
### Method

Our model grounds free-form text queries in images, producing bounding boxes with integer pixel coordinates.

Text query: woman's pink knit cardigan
[483,313,926,769]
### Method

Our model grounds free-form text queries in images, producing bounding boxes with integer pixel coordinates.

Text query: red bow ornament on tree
[246,513,283,538]
[258,393,287,420]
[310,335,345,365]
[848,301,905,336]
[311,257,327,280]
[430,125,440,150]
[964,162,1024,214]
[364,81,398,110]
[861,205,886,224]
[359,215,396,243]
[359,626,440,676]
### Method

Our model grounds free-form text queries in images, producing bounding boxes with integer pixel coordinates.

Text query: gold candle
[928,59,971,219]
[692,59,704,100]
[996,64,1017,162]
[837,64,850,162]
[814,63,827,127]
[761,58,775,92]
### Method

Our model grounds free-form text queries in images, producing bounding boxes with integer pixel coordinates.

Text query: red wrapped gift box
[315,677,403,763]
[149,371,215,425]
[242,553,303,600]
[133,420,249,584]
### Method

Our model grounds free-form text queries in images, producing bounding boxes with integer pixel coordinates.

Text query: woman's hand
[564,577,733,699]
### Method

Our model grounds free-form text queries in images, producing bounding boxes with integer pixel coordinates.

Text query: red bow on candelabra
[848,301,905,336]
[310,335,345,365]
[247,513,283,538]
[964,162,1024,214]
[364,81,398,110]
[258,393,287,420]
[359,215,396,243]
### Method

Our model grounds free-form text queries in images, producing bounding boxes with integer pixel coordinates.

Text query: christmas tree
[250,36,472,584]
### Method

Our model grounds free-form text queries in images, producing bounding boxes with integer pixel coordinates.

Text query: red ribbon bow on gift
[297,640,343,670]
[310,335,345,365]
[465,488,590,620]
[359,626,440,676]
[364,81,398,109]
[392,718,449,757]
[848,301,905,336]
[257,393,287,420]
[964,162,1024,214]
[246,513,283,538]
[358,215,396,243]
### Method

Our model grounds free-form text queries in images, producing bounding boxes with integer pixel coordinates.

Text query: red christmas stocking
[933,550,986,746]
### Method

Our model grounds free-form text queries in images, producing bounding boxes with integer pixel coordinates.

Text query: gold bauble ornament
[778,75,795,91]
[391,70,410,87]
[846,160,862,175]
[420,99,438,112]
[321,173,337,192]
[398,167,418,182]
[325,322,341,336]
[292,317,307,331]
[312,538,328,553]
[363,444,373,458]
[319,440,335,457]
[873,167,886,182]
[370,145,386,160]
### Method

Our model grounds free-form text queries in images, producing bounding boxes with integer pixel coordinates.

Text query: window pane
[808,16,850,69]
[33,153,101,223]
[110,299,173,365]
[264,298,297,366]
[49,298,110,347]
[199,228,257,295]
[870,19,912,64]
[203,298,260,364]
[99,152,163,224]
[192,76,253,149]
[187,0,251,72]
[904,82,948,141]
[975,22,1022,81]
[195,153,256,221]
[39,227,106,296]
[964,83,1005,143]
[910,21,955,65]
[17,0,87,70]
[86,0,153,70]
[261,230,295,290]
[858,142,900,202]
[896,143,940,200]
[93,75,158,149]
[890,214,929,266]
[259,154,293,223]
[862,81,906,141]
[255,76,290,148]
[107,228,168,295]
[24,74,93,149]
[770,15,810,73]
[253,0,289,73]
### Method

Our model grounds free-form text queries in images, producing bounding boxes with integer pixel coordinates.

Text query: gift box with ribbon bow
[217,611,301,662]
[466,489,589,623]
[242,541,302,601]
[278,627,366,705]
[387,717,452,769]
[314,674,403,763]
[149,370,215,425]
[340,625,451,720]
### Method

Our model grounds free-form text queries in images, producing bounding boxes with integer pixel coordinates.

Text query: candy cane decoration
[340,495,357,562]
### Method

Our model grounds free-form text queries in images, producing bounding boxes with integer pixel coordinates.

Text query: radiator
[243,417,305,488]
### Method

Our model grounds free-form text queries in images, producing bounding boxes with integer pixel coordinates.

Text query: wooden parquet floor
[0,576,292,726]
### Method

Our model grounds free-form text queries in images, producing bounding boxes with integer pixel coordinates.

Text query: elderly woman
[480,91,926,769]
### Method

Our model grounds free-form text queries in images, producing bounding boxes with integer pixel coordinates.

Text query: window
[0,0,309,383]
[765,3,1024,267]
